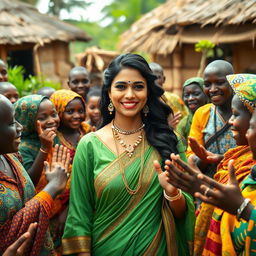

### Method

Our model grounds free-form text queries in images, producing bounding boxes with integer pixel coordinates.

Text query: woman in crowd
[162,73,256,255]
[186,60,237,177]
[62,53,195,256]
[176,77,208,147]
[0,95,70,255]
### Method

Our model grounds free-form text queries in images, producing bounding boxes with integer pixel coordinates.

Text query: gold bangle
[163,189,182,202]
[40,148,49,154]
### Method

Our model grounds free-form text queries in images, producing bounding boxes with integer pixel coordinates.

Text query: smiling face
[228,95,251,146]
[183,83,207,113]
[86,96,101,124]
[61,98,85,130]
[204,68,233,106]
[68,71,90,99]
[35,99,60,132]
[246,109,256,160]
[0,96,23,154]
[108,68,148,120]
[0,83,19,104]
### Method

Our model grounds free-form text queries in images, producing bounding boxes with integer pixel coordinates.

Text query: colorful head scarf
[227,74,256,113]
[14,94,48,138]
[183,77,204,90]
[50,89,85,118]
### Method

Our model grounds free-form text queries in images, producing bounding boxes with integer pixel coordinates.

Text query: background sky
[37,0,112,23]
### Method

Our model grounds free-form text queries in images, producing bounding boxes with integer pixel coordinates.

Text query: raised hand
[37,120,56,153]
[188,137,223,164]
[194,160,249,216]
[164,153,205,195]
[44,144,70,198]
[3,222,37,256]
[168,111,182,129]
[154,160,179,196]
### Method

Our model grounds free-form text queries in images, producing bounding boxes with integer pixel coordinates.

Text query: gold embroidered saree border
[98,148,160,241]
[62,236,91,254]
[143,221,163,255]
[94,140,150,198]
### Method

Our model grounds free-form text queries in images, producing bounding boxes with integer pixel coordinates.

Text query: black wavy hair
[100,53,178,160]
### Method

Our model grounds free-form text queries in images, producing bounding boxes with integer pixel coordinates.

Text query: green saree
[62,133,195,255]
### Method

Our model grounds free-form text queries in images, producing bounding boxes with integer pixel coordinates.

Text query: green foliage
[195,40,216,57]
[8,66,60,97]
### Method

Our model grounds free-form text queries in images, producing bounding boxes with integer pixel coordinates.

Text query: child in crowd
[0,82,19,104]
[67,66,90,101]
[177,77,208,147]
[149,62,189,129]
[37,86,56,98]
[187,60,237,177]
[50,89,91,252]
[86,86,102,130]
[0,59,8,82]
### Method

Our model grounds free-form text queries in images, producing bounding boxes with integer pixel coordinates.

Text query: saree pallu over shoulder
[194,145,256,256]
[63,133,195,255]
[0,153,55,255]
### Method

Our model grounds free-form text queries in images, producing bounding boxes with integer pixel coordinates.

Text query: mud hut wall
[232,41,256,73]
[152,44,201,97]
[38,41,72,87]
[0,45,7,61]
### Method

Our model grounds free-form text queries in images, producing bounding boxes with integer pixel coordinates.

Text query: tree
[48,0,90,18]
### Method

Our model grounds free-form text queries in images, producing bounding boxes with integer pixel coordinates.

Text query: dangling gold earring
[108,100,114,115]
[142,105,149,116]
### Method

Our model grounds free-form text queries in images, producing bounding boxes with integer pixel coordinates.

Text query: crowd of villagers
[1,52,256,256]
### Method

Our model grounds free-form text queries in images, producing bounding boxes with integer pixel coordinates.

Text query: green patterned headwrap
[183,77,204,90]
[226,74,256,113]
[14,95,47,138]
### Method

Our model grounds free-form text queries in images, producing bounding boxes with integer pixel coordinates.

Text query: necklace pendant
[126,144,134,153]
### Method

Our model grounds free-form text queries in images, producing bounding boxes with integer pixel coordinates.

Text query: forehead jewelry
[127,81,132,85]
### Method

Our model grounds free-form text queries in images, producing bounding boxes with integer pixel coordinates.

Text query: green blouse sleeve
[62,134,95,255]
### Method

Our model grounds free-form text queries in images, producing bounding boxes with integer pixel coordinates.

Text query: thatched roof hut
[120,0,256,94]
[0,0,91,85]
[76,46,119,86]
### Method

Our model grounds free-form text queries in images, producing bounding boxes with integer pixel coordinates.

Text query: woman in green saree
[62,53,195,256]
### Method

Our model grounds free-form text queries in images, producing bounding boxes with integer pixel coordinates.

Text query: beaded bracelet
[163,189,182,202]
[237,198,251,221]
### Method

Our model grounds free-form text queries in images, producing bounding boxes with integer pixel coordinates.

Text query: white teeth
[123,103,136,107]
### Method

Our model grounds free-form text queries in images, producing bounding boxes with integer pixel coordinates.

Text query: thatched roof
[0,0,91,45]
[120,0,256,54]
[76,46,119,72]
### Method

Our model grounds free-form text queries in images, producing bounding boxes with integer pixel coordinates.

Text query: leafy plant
[8,66,60,97]
[195,40,216,76]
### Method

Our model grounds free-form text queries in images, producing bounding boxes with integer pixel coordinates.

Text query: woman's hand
[188,137,223,164]
[168,112,182,129]
[163,153,205,196]
[194,160,250,216]
[3,223,37,256]
[44,145,70,198]
[154,160,179,196]
[37,121,56,153]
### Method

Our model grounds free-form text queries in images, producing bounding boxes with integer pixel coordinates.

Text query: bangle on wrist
[40,148,49,154]
[237,198,251,221]
[163,189,182,202]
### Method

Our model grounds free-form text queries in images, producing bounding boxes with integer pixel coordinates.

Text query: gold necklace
[112,129,143,157]
[112,128,145,195]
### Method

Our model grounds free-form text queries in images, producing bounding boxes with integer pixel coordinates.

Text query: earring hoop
[108,100,114,115]
[142,105,149,116]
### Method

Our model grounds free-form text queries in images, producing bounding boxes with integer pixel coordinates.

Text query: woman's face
[0,97,23,154]
[86,96,101,124]
[246,110,256,160]
[183,83,207,113]
[35,99,59,132]
[228,95,251,146]
[204,69,233,106]
[109,68,148,119]
[61,98,85,130]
